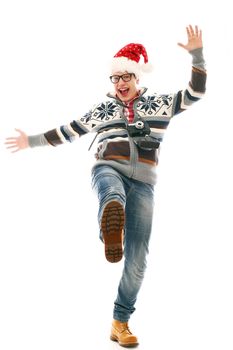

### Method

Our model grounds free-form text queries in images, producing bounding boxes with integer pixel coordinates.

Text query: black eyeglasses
[109,73,135,84]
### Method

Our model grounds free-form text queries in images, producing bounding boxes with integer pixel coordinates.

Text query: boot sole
[101,201,125,263]
[110,335,139,347]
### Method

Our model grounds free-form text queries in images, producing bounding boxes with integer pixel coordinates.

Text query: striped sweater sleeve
[173,47,207,115]
[28,110,94,148]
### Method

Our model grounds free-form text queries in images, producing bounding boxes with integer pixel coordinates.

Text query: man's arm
[172,25,207,115]
[5,110,95,152]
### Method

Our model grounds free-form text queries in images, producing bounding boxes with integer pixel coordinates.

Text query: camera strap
[88,132,99,151]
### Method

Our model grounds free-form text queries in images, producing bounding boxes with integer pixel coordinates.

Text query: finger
[4,140,18,145]
[199,29,202,40]
[15,128,22,133]
[186,26,191,38]
[11,148,20,153]
[5,137,17,142]
[5,144,18,150]
[195,25,199,36]
[15,128,25,136]
[177,42,186,49]
[5,142,17,147]
[188,24,194,35]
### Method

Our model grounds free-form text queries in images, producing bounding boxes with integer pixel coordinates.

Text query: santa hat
[111,43,153,78]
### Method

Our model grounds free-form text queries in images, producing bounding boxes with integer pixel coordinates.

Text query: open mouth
[118,88,129,97]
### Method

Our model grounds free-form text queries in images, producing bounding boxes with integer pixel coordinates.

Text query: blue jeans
[91,165,155,322]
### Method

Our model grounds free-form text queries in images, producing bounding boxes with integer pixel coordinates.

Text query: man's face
[111,71,139,102]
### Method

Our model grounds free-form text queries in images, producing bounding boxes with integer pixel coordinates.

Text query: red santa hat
[111,43,153,78]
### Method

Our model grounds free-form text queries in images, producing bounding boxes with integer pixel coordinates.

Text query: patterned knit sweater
[29,48,207,185]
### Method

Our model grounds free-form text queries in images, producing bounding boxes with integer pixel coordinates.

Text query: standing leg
[113,179,155,322]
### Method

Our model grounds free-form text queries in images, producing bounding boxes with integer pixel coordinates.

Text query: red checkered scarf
[124,99,134,123]
[123,92,140,123]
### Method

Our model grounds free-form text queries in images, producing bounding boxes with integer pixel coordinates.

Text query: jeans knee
[102,188,125,205]
[125,259,147,282]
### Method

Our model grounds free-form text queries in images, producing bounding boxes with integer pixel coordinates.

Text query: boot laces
[121,323,132,335]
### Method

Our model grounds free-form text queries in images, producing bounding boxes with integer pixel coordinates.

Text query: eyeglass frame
[109,73,136,84]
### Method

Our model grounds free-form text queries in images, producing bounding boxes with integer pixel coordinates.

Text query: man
[5,25,206,347]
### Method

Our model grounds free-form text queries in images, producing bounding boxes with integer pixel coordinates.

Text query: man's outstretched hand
[5,128,29,153]
[178,25,203,51]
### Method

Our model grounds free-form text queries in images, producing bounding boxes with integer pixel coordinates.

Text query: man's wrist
[189,47,206,71]
[28,134,49,148]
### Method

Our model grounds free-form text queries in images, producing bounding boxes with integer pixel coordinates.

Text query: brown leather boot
[110,319,139,347]
[101,201,125,263]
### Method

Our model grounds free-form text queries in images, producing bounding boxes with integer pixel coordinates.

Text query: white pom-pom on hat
[141,62,153,73]
[111,43,153,78]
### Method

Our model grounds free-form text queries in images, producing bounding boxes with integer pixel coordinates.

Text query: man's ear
[136,78,140,84]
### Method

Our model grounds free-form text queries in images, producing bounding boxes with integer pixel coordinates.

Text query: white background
[0,1,233,349]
